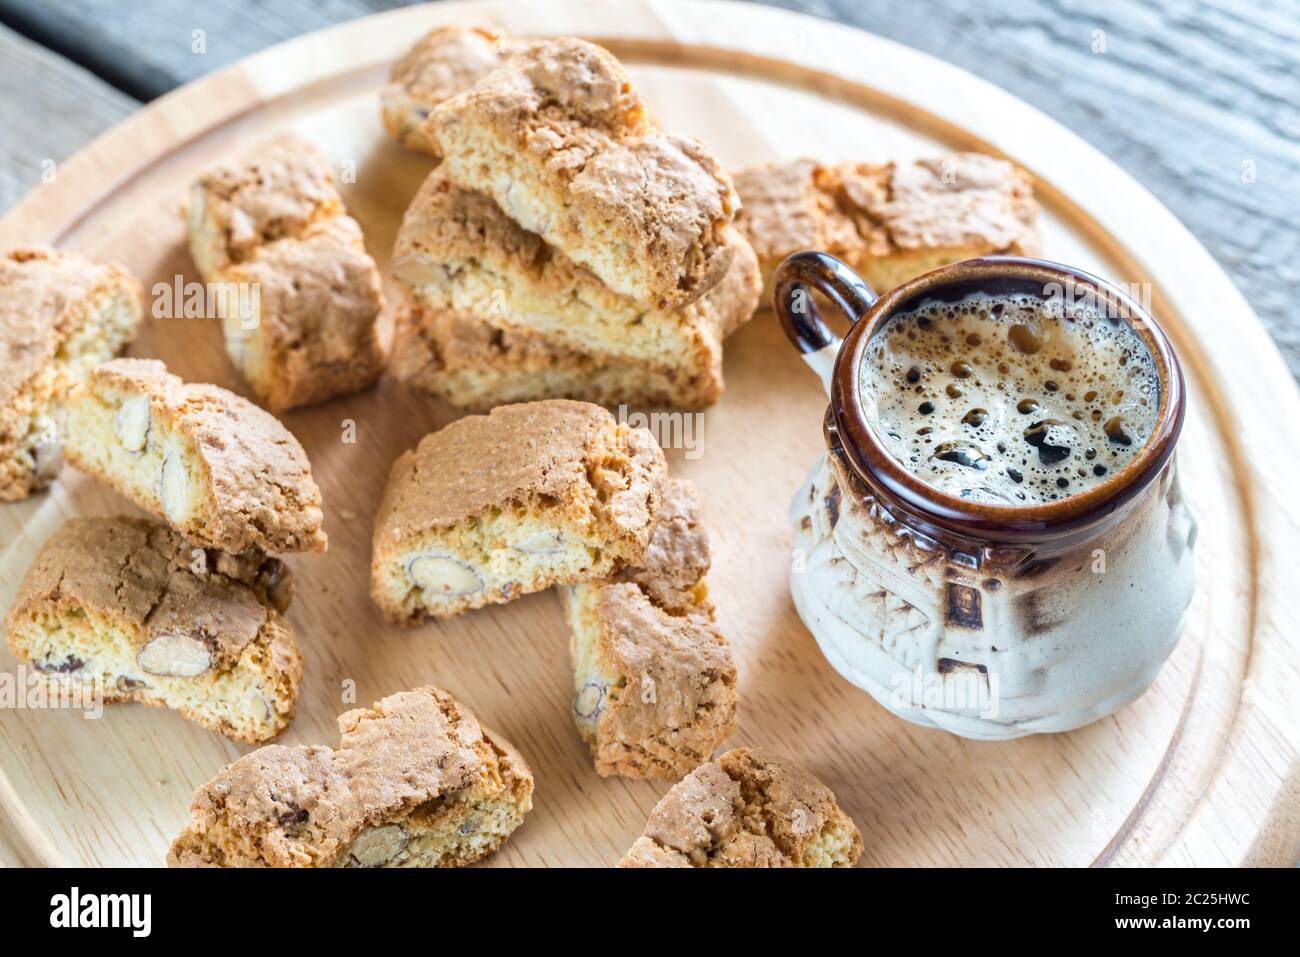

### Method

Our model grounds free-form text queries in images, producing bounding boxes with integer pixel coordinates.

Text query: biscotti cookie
[4,516,301,743]
[371,399,666,622]
[427,37,740,309]
[619,747,863,867]
[732,153,1040,299]
[168,685,534,867]
[64,358,327,554]
[186,135,342,278]
[390,299,722,412]
[186,135,385,411]
[563,479,736,779]
[0,247,142,500]
[381,26,521,155]
[392,172,760,383]
[218,216,386,410]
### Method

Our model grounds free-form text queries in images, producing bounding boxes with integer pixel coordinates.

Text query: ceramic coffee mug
[774,252,1197,739]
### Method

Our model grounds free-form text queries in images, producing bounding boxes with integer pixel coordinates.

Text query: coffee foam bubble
[859,291,1160,506]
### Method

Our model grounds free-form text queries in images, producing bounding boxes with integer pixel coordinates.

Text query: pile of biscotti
[383,28,762,410]
[369,398,740,786]
[4,354,327,745]
[184,133,387,412]
[0,250,325,746]
[0,23,1046,869]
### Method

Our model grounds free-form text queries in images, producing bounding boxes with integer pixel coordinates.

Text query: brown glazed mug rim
[777,253,1186,544]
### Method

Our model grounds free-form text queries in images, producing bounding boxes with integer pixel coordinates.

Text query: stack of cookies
[185,135,387,412]
[385,30,761,411]
[5,358,328,743]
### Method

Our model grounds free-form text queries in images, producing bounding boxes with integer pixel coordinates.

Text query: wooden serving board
[0,0,1296,868]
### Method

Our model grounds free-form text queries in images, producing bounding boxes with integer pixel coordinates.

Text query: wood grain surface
[1,0,1296,383]
[0,0,1296,868]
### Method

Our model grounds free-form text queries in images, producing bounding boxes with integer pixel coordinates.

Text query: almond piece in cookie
[732,154,1041,300]
[562,479,736,779]
[381,26,521,155]
[185,135,385,411]
[64,358,327,554]
[168,685,534,867]
[619,747,864,867]
[370,399,666,622]
[426,37,740,309]
[0,247,142,501]
[391,172,760,394]
[4,516,302,743]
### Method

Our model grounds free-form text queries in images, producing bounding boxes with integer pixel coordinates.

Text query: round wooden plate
[1,0,1296,868]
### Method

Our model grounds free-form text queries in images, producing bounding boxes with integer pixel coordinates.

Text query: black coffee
[860,291,1159,505]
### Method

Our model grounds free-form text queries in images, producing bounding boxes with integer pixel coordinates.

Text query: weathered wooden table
[1,0,1296,381]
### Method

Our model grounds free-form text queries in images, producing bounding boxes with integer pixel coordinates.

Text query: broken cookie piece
[732,153,1040,300]
[619,747,863,867]
[426,37,740,309]
[4,516,302,743]
[566,584,735,780]
[381,25,522,155]
[370,399,666,622]
[562,479,736,779]
[0,247,142,501]
[64,358,327,554]
[168,685,534,867]
[185,135,386,411]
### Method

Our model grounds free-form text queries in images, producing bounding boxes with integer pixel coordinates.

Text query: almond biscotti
[4,516,301,743]
[733,153,1040,299]
[389,299,723,412]
[0,247,142,500]
[562,479,736,779]
[186,135,385,411]
[186,135,342,278]
[426,37,741,309]
[371,399,666,622]
[381,25,521,155]
[64,358,327,555]
[168,685,534,867]
[392,172,760,393]
[619,747,863,867]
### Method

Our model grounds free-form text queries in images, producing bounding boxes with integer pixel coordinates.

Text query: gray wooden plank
[0,0,398,97]
[0,0,1296,379]
[0,23,138,213]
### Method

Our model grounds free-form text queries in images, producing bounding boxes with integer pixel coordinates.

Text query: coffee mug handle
[773,251,879,395]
